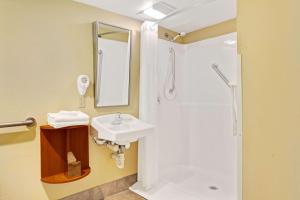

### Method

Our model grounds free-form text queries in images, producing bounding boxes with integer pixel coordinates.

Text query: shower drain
[209,186,219,190]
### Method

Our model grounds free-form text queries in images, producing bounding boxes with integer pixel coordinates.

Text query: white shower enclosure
[132,23,242,200]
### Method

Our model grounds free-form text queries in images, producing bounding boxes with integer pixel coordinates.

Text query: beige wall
[0,0,141,199]
[158,26,184,43]
[183,19,236,44]
[238,0,300,199]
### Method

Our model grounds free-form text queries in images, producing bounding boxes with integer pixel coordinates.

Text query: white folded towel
[47,111,89,128]
[48,119,89,128]
[47,111,89,123]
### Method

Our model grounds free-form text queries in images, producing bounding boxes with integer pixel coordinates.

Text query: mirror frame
[93,21,132,108]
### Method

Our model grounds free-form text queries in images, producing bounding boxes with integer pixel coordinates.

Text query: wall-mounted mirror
[93,21,131,107]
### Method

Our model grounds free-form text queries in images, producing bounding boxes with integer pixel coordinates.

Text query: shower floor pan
[130,165,237,200]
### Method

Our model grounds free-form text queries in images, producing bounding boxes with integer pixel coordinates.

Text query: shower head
[172,32,186,41]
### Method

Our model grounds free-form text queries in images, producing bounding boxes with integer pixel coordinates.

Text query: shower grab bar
[211,64,231,88]
[95,49,103,105]
[211,64,238,136]
[0,117,36,128]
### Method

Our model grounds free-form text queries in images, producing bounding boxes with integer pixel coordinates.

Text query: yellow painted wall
[238,0,300,199]
[0,0,141,199]
[183,19,236,44]
[158,26,184,43]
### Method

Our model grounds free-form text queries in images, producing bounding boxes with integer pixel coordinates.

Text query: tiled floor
[60,175,140,200]
[105,190,146,200]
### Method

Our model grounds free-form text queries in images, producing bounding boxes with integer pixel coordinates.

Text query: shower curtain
[138,21,159,189]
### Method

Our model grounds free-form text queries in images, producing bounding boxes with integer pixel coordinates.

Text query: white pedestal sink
[91,114,154,145]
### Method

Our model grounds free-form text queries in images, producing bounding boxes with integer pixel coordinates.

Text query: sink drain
[209,186,218,190]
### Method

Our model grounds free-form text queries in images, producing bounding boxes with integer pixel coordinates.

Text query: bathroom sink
[91,114,154,145]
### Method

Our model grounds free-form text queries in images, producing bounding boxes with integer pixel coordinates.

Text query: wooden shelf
[41,168,91,184]
[40,125,90,184]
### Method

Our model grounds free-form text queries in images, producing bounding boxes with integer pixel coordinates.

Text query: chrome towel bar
[0,117,36,128]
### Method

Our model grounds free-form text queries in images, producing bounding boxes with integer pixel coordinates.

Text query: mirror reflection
[93,22,131,107]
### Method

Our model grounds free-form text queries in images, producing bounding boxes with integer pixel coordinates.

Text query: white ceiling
[74,0,236,33]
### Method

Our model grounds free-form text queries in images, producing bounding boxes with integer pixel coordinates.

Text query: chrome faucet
[111,112,122,125]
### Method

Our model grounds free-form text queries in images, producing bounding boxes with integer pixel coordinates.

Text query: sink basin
[91,114,154,145]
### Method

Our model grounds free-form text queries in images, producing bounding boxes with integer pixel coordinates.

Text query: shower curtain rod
[153,0,216,26]
[211,64,231,88]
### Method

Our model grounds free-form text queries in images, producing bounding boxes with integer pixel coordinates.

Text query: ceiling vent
[138,1,177,20]
[153,1,176,16]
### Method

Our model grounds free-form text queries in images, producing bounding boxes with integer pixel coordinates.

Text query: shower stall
[131,22,242,200]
